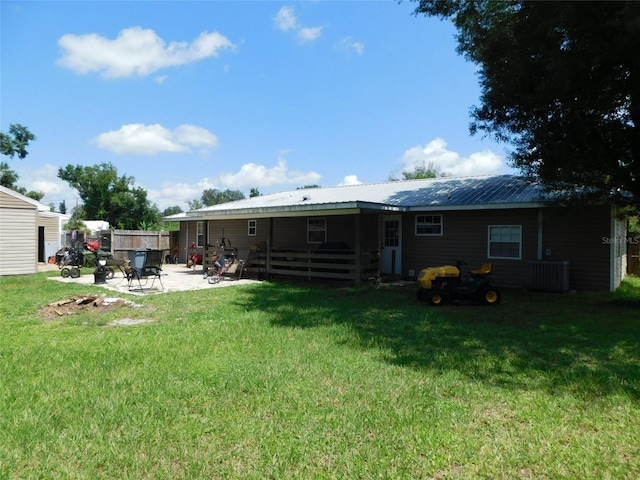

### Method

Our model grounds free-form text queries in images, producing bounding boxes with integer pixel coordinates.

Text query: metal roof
[165,174,546,221]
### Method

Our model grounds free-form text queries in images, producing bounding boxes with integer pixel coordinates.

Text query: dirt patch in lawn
[40,294,153,325]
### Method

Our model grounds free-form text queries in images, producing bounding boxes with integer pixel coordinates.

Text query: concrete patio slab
[44,263,261,295]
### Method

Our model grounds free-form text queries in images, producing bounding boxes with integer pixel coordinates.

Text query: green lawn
[1,273,639,479]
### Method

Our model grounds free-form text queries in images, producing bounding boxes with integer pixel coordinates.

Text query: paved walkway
[43,262,261,295]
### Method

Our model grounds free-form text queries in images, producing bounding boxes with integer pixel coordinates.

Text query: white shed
[0,186,68,275]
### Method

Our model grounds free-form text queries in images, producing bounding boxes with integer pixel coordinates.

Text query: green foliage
[187,188,246,211]
[401,161,442,180]
[0,162,19,188]
[162,205,183,216]
[200,188,245,206]
[162,221,180,231]
[0,172,45,201]
[1,124,37,194]
[57,162,160,229]
[296,184,321,190]
[412,1,640,207]
[0,124,35,160]
[62,217,90,235]
[249,187,261,197]
[187,199,203,211]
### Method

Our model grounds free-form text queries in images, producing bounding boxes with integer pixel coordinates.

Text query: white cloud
[274,6,298,31]
[149,158,321,210]
[173,125,218,148]
[275,5,323,43]
[148,183,203,210]
[298,26,323,43]
[94,123,218,156]
[399,138,504,177]
[13,163,79,211]
[57,27,235,78]
[218,158,321,190]
[335,37,364,55]
[338,175,362,186]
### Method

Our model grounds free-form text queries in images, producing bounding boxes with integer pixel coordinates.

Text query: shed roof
[0,185,52,211]
[166,174,545,221]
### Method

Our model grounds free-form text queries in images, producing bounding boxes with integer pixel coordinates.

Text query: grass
[0,272,639,479]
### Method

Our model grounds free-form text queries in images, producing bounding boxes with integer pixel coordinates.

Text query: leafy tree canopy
[200,188,245,206]
[0,124,35,160]
[412,1,640,207]
[390,161,443,181]
[58,162,160,230]
[162,205,184,216]
[0,124,43,200]
[187,199,203,211]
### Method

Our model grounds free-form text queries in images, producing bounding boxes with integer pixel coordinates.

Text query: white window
[488,225,522,259]
[416,214,443,236]
[248,219,257,236]
[196,221,204,248]
[307,218,326,244]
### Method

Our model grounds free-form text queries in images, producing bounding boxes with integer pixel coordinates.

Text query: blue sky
[1,1,515,212]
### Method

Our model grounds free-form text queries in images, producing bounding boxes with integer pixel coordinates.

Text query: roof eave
[406,201,545,212]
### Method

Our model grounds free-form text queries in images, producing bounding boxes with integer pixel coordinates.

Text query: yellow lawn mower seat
[470,263,492,276]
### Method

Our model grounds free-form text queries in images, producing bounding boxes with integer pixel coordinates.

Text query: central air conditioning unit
[527,261,570,292]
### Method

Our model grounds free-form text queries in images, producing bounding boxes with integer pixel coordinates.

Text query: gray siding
[402,208,539,288]
[176,205,615,291]
[540,206,612,291]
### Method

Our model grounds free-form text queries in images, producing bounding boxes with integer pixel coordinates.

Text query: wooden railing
[268,248,379,283]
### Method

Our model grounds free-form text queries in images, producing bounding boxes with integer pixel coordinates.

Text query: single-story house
[0,185,70,275]
[165,174,628,292]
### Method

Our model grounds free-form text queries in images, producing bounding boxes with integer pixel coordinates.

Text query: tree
[0,124,43,200]
[388,161,444,181]
[200,188,245,206]
[411,1,640,207]
[162,205,183,216]
[59,200,67,214]
[187,199,203,211]
[0,124,35,160]
[58,162,160,229]
[250,187,261,197]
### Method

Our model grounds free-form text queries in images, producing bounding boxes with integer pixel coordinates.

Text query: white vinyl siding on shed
[0,203,37,275]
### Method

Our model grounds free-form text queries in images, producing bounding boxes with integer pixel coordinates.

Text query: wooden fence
[99,230,171,260]
[629,241,639,275]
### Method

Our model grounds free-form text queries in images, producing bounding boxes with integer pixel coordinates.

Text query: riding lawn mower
[416,260,501,306]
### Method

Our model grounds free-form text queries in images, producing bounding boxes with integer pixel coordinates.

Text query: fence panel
[628,242,639,275]
[100,230,170,260]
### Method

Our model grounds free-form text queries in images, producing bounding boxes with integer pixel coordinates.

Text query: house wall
[38,213,61,261]
[402,208,540,288]
[0,190,38,275]
[271,214,380,250]
[272,215,358,249]
[540,206,612,291]
[177,205,615,291]
[402,206,614,291]
[180,214,379,262]
[178,218,271,263]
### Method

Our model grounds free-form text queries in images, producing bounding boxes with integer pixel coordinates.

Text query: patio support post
[266,217,273,275]
[537,209,543,261]
[354,215,362,287]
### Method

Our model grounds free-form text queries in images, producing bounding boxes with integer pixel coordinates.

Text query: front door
[380,215,402,275]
